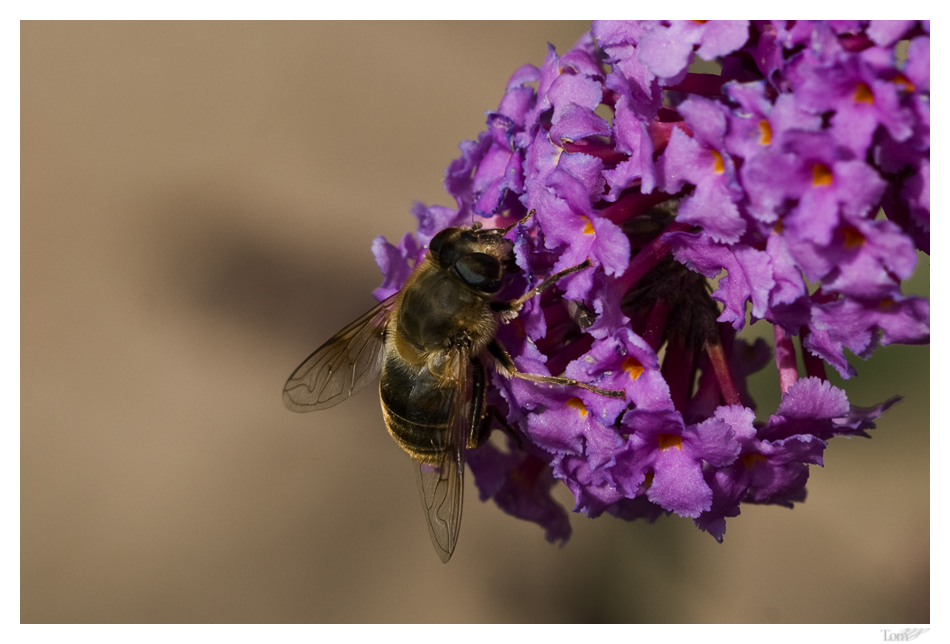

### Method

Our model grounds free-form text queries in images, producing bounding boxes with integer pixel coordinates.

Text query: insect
[283,211,625,562]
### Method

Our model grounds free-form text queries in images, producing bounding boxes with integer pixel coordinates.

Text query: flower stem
[562,139,629,164]
[662,332,693,412]
[665,72,725,97]
[705,330,741,406]
[616,220,692,295]
[600,190,676,226]
[773,325,799,394]
[640,298,671,352]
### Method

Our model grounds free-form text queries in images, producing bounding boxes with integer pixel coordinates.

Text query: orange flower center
[658,434,682,451]
[741,453,766,468]
[758,119,772,145]
[892,72,915,92]
[566,397,588,417]
[854,82,874,104]
[812,163,833,186]
[842,226,865,249]
[622,356,644,381]
[580,215,595,235]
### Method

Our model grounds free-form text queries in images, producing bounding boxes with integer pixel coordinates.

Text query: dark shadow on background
[147,188,384,348]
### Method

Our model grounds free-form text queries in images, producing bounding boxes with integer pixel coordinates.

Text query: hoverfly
[283,211,625,562]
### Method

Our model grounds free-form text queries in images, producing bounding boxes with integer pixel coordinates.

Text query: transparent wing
[283,294,397,412]
[414,350,468,563]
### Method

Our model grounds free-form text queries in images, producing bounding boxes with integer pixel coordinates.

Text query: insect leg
[501,208,536,234]
[487,339,626,400]
[480,209,537,236]
[467,357,487,450]
[470,401,523,450]
[483,405,523,450]
[469,359,525,449]
[492,258,593,317]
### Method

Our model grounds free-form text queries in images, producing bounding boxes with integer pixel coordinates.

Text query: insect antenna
[480,209,537,236]
[501,209,535,234]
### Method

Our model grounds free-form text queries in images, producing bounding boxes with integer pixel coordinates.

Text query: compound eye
[454,253,503,293]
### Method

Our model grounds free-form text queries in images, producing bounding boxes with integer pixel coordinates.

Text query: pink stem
[773,325,799,395]
[839,33,874,52]
[662,332,693,412]
[665,73,725,97]
[600,190,676,226]
[643,107,692,152]
[562,140,629,165]
[706,334,741,406]
[615,220,692,295]
[640,298,670,353]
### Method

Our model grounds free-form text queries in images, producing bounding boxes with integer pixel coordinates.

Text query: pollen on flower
[622,356,644,381]
[580,215,595,235]
[566,397,589,417]
[853,82,874,104]
[657,434,683,451]
[741,453,767,468]
[842,226,865,249]
[758,119,772,145]
[711,149,725,173]
[891,72,915,93]
[812,163,833,186]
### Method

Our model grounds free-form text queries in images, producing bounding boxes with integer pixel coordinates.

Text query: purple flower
[656,97,746,243]
[866,21,916,47]
[637,21,749,84]
[614,408,741,518]
[371,232,420,301]
[467,438,572,545]
[742,129,887,244]
[665,230,773,329]
[785,41,916,157]
[370,21,929,544]
[804,294,930,379]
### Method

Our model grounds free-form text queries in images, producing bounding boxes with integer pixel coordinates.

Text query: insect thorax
[396,265,497,355]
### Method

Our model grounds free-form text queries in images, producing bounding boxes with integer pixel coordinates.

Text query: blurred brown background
[21,21,929,623]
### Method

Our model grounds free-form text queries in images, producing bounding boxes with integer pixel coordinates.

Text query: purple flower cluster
[372,21,929,543]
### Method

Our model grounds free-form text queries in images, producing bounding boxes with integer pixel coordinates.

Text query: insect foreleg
[479,405,522,450]
[486,339,625,400]
[501,208,536,234]
[492,258,593,318]
[480,209,537,237]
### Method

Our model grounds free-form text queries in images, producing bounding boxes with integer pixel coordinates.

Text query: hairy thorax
[393,258,499,371]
